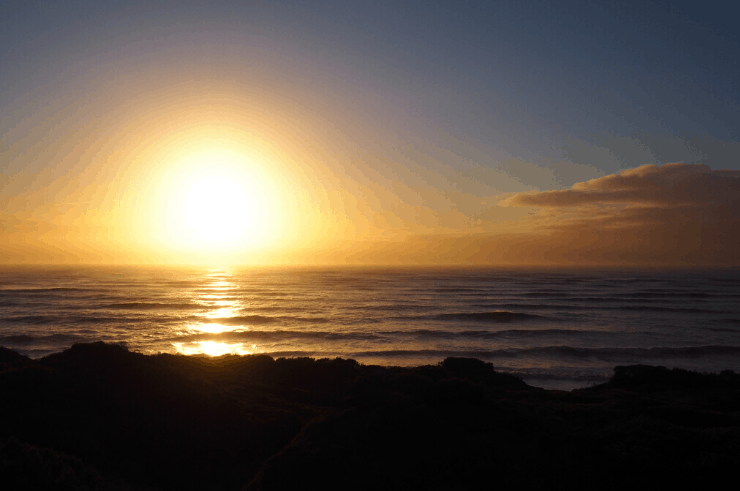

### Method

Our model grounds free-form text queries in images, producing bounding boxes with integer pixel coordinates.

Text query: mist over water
[1,265,739,390]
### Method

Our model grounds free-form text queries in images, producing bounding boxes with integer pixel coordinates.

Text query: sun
[149,147,284,258]
[184,176,252,244]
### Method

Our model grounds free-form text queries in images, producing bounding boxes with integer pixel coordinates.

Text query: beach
[1,342,739,490]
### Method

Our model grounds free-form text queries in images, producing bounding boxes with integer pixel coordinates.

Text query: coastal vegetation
[1,343,738,490]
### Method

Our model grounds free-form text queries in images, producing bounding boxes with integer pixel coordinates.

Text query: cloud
[324,163,740,266]
[492,163,740,265]
[502,163,740,208]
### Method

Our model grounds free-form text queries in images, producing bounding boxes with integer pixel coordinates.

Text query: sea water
[1,265,739,390]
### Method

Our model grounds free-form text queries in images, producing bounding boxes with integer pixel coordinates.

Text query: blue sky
[3,1,738,179]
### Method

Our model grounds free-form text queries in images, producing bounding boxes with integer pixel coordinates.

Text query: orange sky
[3,134,739,266]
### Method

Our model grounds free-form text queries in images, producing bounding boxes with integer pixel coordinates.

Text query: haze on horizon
[2,1,739,267]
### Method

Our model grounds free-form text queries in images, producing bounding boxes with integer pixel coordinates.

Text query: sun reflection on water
[174,341,254,357]
[205,307,239,319]
[172,270,259,356]
[206,280,231,291]
[189,323,238,334]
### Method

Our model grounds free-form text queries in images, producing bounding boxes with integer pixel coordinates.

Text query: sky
[1,0,739,265]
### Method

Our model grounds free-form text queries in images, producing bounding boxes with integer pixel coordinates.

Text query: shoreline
[2,342,739,490]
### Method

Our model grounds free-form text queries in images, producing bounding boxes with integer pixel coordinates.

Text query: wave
[387,311,549,322]
[348,345,740,360]
[0,334,35,343]
[705,327,739,333]
[602,277,665,283]
[106,302,213,310]
[0,287,85,293]
[622,292,716,298]
[178,327,591,342]
[2,315,57,325]
[520,291,569,297]
[177,330,382,342]
[2,312,333,328]
[204,315,331,326]
[432,288,488,293]
[246,306,322,313]
[433,311,547,322]
[472,303,594,311]
[705,277,740,284]
[562,297,627,303]
[548,296,723,306]
[174,327,594,343]
[199,290,300,298]
[402,328,587,339]
[0,333,81,344]
[158,281,202,287]
[69,316,149,324]
[512,345,740,359]
[1,314,176,326]
[477,301,734,313]
[616,305,724,314]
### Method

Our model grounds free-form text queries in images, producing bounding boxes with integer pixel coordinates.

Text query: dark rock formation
[0,343,738,490]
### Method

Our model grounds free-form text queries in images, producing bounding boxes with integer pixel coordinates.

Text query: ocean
[1,265,739,390]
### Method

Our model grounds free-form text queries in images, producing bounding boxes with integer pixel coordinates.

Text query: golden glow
[173,341,254,356]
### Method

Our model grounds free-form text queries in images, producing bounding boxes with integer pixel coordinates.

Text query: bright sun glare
[155,149,282,256]
[185,177,251,244]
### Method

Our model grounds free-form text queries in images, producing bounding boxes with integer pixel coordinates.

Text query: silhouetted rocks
[1,343,738,490]
[0,345,31,370]
[609,364,740,391]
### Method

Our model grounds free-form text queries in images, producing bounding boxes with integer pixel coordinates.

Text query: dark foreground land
[1,343,739,490]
